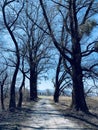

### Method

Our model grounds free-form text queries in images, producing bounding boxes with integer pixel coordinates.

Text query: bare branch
[39,0,72,64]
[9,2,24,28]
[82,0,94,24]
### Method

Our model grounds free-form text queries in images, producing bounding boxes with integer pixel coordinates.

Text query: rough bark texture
[17,72,25,108]
[69,0,88,112]
[1,74,7,110]
[54,55,62,103]
[9,63,19,111]
[71,64,88,112]
[30,64,38,101]
[1,85,5,110]
[39,0,89,112]
[2,0,22,111]
[54,86,59,103]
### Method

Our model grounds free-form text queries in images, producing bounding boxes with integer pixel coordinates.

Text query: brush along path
[20,98,84,130]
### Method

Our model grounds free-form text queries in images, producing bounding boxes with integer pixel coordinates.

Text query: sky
[38,80,54,90]
[24,77,54,91]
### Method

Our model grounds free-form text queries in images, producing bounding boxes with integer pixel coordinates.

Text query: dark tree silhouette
[2,0,24,110]
[39,0,98,112]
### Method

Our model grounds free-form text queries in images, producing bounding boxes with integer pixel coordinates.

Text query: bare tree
[15,1,53,101]
[39,0,98,112]
[2,0,24,111]
[53,53,72,102]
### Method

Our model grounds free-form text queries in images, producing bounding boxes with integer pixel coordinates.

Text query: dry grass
[0,96,98,129]
[53,96,98,129]
[0,100,36,130]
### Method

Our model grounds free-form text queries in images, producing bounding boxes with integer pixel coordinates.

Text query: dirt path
[20,98,84,130]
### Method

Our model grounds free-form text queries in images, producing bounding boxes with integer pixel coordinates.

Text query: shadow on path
[63,113,98,129]
[0,98,97,130]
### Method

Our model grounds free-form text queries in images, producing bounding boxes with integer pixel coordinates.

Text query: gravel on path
[20,98,85,130]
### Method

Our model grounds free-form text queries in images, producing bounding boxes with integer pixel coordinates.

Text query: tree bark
[17,72,25,108]
[1,74,7,110]
[54,55,62,103]
[54,86,59,103]
[39,0,89,112]
[9,62,20,111]
[71,64,88,112]
[1,85,5,110]
[2,0,22,111]
[30,65,38,101]
[69,0,88,112]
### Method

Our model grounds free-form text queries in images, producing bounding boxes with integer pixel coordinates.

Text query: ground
[55,96,98,129]
[0,96,98,130]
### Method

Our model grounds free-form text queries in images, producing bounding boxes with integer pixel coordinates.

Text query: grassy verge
[52,96,98,129]
[0,100,36,130]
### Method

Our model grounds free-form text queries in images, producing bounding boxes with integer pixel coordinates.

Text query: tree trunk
[71,64,88,112]
[30,65,38,101]
[54,55,62,103]
[70,38,88,112]
[9,60,20,111]
[2,1,20,111]
[54,86,59,103]
[1,74,7,110]
[69,0,88,112]
[39,0,88,112]
[17,72,25,108]
[1,85,5,110]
